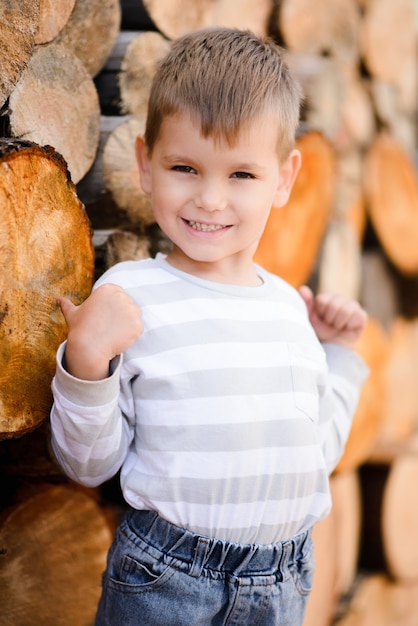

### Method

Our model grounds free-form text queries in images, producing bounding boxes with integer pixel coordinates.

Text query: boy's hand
[299,285,368,349]
[58,283,144,381]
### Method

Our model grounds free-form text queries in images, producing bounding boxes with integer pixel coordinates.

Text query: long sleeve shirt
[50,253,368,545]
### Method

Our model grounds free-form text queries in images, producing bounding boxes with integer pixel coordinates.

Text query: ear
[135,135,152,194]
[272,149,302,208]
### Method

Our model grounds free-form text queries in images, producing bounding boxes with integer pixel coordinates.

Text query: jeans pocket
[104,524,180,592]
[120,552,177,589]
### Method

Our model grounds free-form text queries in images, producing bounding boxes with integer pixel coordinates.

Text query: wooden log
[371,79,417,155]
[334,574,418,626]
[254,131,335,287]
[54,0,122,78]
[333,150,367,241]
[360,0,418,115]
[35,0,76,44]
[303,471,362,626]
[0,485,112,626]
[0,139,94,440]
[334,316,388,474]
[210,0,272,36]
[76,115,131,230]
[364,133,418,276]
[286,52,345,145]
[339,67,376,152]
[382,436,418,581]
[102,116,155,228]
[360,438,418,582]
[360,251,399,331]
[279,0,361,67]
[94,31,138,116]
[119,31,171,118]
[142,0,217,38]
[377,317,418,446]
[317,217,362,300]
[142,0,273,39]
[105,230,151,268]
[332,470,362,598]
[303,502,338,626]
[0,0,40,106]
[9,42,101,184]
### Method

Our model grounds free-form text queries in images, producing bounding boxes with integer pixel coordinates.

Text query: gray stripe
[129,470,329,505]
[137,417,316,452]
[137,320,314,356]
[190,514,320,544]
[135,367,316,399]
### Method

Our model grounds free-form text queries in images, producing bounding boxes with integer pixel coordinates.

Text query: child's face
[137,112,300,284]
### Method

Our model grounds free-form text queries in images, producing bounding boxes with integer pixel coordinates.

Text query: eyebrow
[163,154,266,170]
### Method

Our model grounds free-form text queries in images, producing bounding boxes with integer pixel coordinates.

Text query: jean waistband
[124,509,312,578]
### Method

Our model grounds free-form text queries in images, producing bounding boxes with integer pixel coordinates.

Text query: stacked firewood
[0,1,417,624]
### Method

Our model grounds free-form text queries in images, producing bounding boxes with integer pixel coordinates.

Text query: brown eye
[172,165,196,174]
[232,171,254,179]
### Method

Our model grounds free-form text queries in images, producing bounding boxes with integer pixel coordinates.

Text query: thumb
[298,285,314,313]
[57,296,77,324]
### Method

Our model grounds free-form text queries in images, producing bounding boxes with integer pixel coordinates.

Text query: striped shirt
[50,254,368,544]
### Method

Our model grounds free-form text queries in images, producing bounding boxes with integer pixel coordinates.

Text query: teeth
[188,221,225,232]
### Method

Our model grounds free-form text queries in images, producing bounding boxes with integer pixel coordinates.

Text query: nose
[197,177,227,213]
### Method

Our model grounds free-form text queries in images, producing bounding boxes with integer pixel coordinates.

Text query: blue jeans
[95,509,314,625]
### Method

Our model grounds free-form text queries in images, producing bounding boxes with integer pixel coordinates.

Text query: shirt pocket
[287,342,322,422]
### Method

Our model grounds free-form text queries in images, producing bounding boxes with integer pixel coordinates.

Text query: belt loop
[189,537,211,578]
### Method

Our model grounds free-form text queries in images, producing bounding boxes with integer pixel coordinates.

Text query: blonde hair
[144,27,303,160]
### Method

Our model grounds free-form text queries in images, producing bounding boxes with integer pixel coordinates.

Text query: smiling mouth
[186,220,228,232]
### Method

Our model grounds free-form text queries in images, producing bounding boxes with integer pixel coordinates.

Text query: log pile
[0,1,417,624]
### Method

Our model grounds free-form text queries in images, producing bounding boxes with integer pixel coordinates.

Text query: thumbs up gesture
[299,285,367,349]
[58,283,144,381]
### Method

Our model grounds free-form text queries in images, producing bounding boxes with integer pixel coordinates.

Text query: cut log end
[0,139,94,440]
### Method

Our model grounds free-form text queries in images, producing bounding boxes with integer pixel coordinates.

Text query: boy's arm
[299,285,369,472]
[50,284,143,486]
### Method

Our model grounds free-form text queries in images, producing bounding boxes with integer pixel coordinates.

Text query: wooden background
[0,1,417,624]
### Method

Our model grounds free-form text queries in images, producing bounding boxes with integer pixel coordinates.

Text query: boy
[50,27,368,626]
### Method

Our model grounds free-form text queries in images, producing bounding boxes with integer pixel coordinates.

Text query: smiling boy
[50,27,368,625]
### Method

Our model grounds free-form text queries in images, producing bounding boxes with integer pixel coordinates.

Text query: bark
[0,0,40,106]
